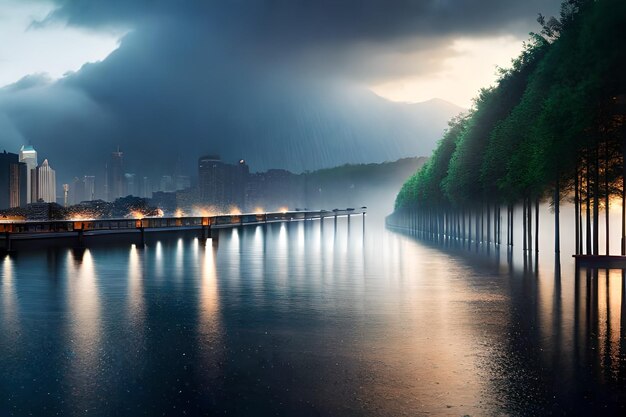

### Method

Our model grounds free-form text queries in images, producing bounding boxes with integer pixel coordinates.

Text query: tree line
[392,0,626,255]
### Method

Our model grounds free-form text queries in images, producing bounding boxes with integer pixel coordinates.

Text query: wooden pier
[0,208,366,252]
[573,254,626,269]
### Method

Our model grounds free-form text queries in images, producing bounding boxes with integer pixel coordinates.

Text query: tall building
[140,176,151,198]
[19,145,37,203]
[71,177,86,204]
[107,147,124,201]
[32,159,56,203]
[0,151,27,209]
[198,155,225,203]
[83,176,95,201]
[160,175,174,192]
[198,155,249,211]
[62,184,69,207]
[124,173,137,196]
[198,155,225,204]
[175,175,191,191]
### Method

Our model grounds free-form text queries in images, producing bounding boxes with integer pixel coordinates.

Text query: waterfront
[1,216,626,416]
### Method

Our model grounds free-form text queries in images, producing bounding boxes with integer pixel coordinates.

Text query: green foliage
[395,0,626,210]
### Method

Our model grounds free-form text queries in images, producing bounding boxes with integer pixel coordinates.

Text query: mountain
[0,71,463,183]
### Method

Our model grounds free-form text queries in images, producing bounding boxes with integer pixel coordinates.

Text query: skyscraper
[198,155,226,205]
[71,177,86,204]
[107,147,124,201]
[63,184,69,207]
[33,159,56,203]
[19,145,37,204]
[0,151,27,209]
[124,173,137,196]
[83,176,96,201]
[198,155,249,210]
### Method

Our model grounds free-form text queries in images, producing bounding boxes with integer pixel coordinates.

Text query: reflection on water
[1,255,19,349]
[128,244,145,320]
[65,249,102,411]
[1,215,626,415]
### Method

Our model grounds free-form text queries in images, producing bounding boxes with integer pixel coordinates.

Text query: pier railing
[1,208,366,251]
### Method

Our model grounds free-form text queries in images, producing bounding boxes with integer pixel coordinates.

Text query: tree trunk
[587,152,592,255]
[575,162,580,254]
[511,205,514,247]
[523,199,527,251]
[487,204,491,244]
[594,141,600,255]
[527,197,533,253]
[605,137,610,256]
[555,177,561,254]
[467,210,472,248]
[535,198,539,253]
[622,140,626,255]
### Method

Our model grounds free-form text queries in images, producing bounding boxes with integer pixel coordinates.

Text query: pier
[0,208,366,252]
[573,254,626,269]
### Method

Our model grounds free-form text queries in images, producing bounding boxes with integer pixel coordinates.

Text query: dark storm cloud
[44,0,561,80]
[1,0,561,183]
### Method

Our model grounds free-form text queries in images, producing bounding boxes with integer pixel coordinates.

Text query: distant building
[107,147,124,201]
[124,173,137,196]
[62,184,69,207]
[84,176,95,201]
[246,169,303,211]
[0,151,28,209]
[198,155,249,211]
[32,159,56,203]
[19,145,37,203]
[198,155,224,205]
[71,177,85,204]
[175,175,191,191]
[176,187,199,211]
[140,176,152,198]
[160,175,174,192]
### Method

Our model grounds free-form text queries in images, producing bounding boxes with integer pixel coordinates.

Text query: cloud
[0,0,561,183]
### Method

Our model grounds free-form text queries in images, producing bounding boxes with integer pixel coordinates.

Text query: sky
[0,0,562,179]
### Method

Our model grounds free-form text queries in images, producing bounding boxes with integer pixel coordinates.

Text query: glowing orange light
[228,206,242,215]
[278,206,289,213]
[69,213,93,221]
[174,208,185,218]
[191,205,217,217]
[254,206,264,214]
[128,211,144,219]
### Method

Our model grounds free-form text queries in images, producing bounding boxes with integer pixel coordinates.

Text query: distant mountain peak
[410,97,467,112]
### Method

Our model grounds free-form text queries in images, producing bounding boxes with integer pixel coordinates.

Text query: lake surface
[1,215,626,416]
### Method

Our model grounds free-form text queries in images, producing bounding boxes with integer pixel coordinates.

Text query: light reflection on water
[1,255,19,350]
[65,249,102,410]
[1,215,626,415]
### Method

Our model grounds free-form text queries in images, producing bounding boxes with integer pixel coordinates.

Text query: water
[1,216,626,416]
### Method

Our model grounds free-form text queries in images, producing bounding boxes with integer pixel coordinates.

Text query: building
[159,175,174,192]
[71,177,85,204]
[83,175,95,201]
[124,173,137,196]
[19,145,37,203]
[0,151,28,209]
[62,184,70,206]
[140,176,151,198]
[198,155,224,205]
[107,147,124,201]
[175,175,191,191]
[246,169,303,211]
[198,155,249,211]
[32,159,56,203]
